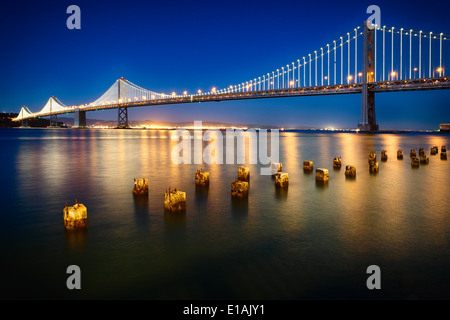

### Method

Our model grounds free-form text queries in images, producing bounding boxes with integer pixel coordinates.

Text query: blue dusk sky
[0,0,449,130]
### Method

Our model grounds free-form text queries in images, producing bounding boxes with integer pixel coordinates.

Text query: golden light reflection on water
[332,133,450,260]
[6,128,450,299]
[280,132,300,172]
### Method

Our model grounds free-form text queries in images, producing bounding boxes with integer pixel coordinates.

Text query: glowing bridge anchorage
[14,21,450,131]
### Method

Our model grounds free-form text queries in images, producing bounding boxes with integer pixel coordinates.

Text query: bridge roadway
[21,76,450,120]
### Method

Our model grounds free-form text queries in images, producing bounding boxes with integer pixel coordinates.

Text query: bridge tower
[358,21,379,132]
[49,98,59,128]
[117,78,129,129]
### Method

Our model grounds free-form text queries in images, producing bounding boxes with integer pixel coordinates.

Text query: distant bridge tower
[117,78,129,128]
[49,97,58,127]
[358,21,379,132]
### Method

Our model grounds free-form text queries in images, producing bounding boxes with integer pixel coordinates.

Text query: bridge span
[14,22,450,131]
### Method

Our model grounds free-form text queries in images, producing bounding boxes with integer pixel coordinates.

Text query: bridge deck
[14,77,450,120]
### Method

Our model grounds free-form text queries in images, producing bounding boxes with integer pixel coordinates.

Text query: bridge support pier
[49,114,58,128]
[358,21,379,132]
[117,106,130,129]
[74,109,87,128]
[359,87,378,132]
[20,119,29,128]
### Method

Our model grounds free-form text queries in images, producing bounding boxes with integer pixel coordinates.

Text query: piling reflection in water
[195,183,209,215]
[164,209,186,229]
[274,184,288,200]
[64,229,88,253]
[231,197,248,218]
[133,192,149,214]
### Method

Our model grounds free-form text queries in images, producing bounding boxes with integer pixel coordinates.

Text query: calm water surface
[0,128,449,299]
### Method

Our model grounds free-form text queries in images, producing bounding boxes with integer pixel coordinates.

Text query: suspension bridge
[13,21,450,131]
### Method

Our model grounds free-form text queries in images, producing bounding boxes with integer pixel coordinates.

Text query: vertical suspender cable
[348,33,350,83]
[334,41,336,85]
[327,44,330,85]
[383,26,385,81]
[391,27,394,79]
[341,37,343,84]
[374,26,377,82]
[321,48,323,86]
[315,51,317,86]
[409,30,412,79]
[419,31,422,78]
[440,33,443,76]
[429,32,432,78]
[355,28,358,82]
[400,28,403,80]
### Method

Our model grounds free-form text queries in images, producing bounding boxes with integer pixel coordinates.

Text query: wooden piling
[303,161,313,171]
[132,178,149,195]
[345,165,356,178]
[315,168,329,182]
[164,188,186,212]
[195,169,210,186]
[274,172,289,188]
[231,179,249,198]
[63,200,87,230]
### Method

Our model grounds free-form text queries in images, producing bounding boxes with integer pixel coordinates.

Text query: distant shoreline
[1,126,449,135]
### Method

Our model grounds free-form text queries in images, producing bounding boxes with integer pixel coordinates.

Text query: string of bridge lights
[192,25,448,97]
[15,24,449,119]
[75,24,450,104]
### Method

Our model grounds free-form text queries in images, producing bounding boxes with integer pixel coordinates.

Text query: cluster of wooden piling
[406,145,447,167]
[368,146,447,170]
[63,144,447,229]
